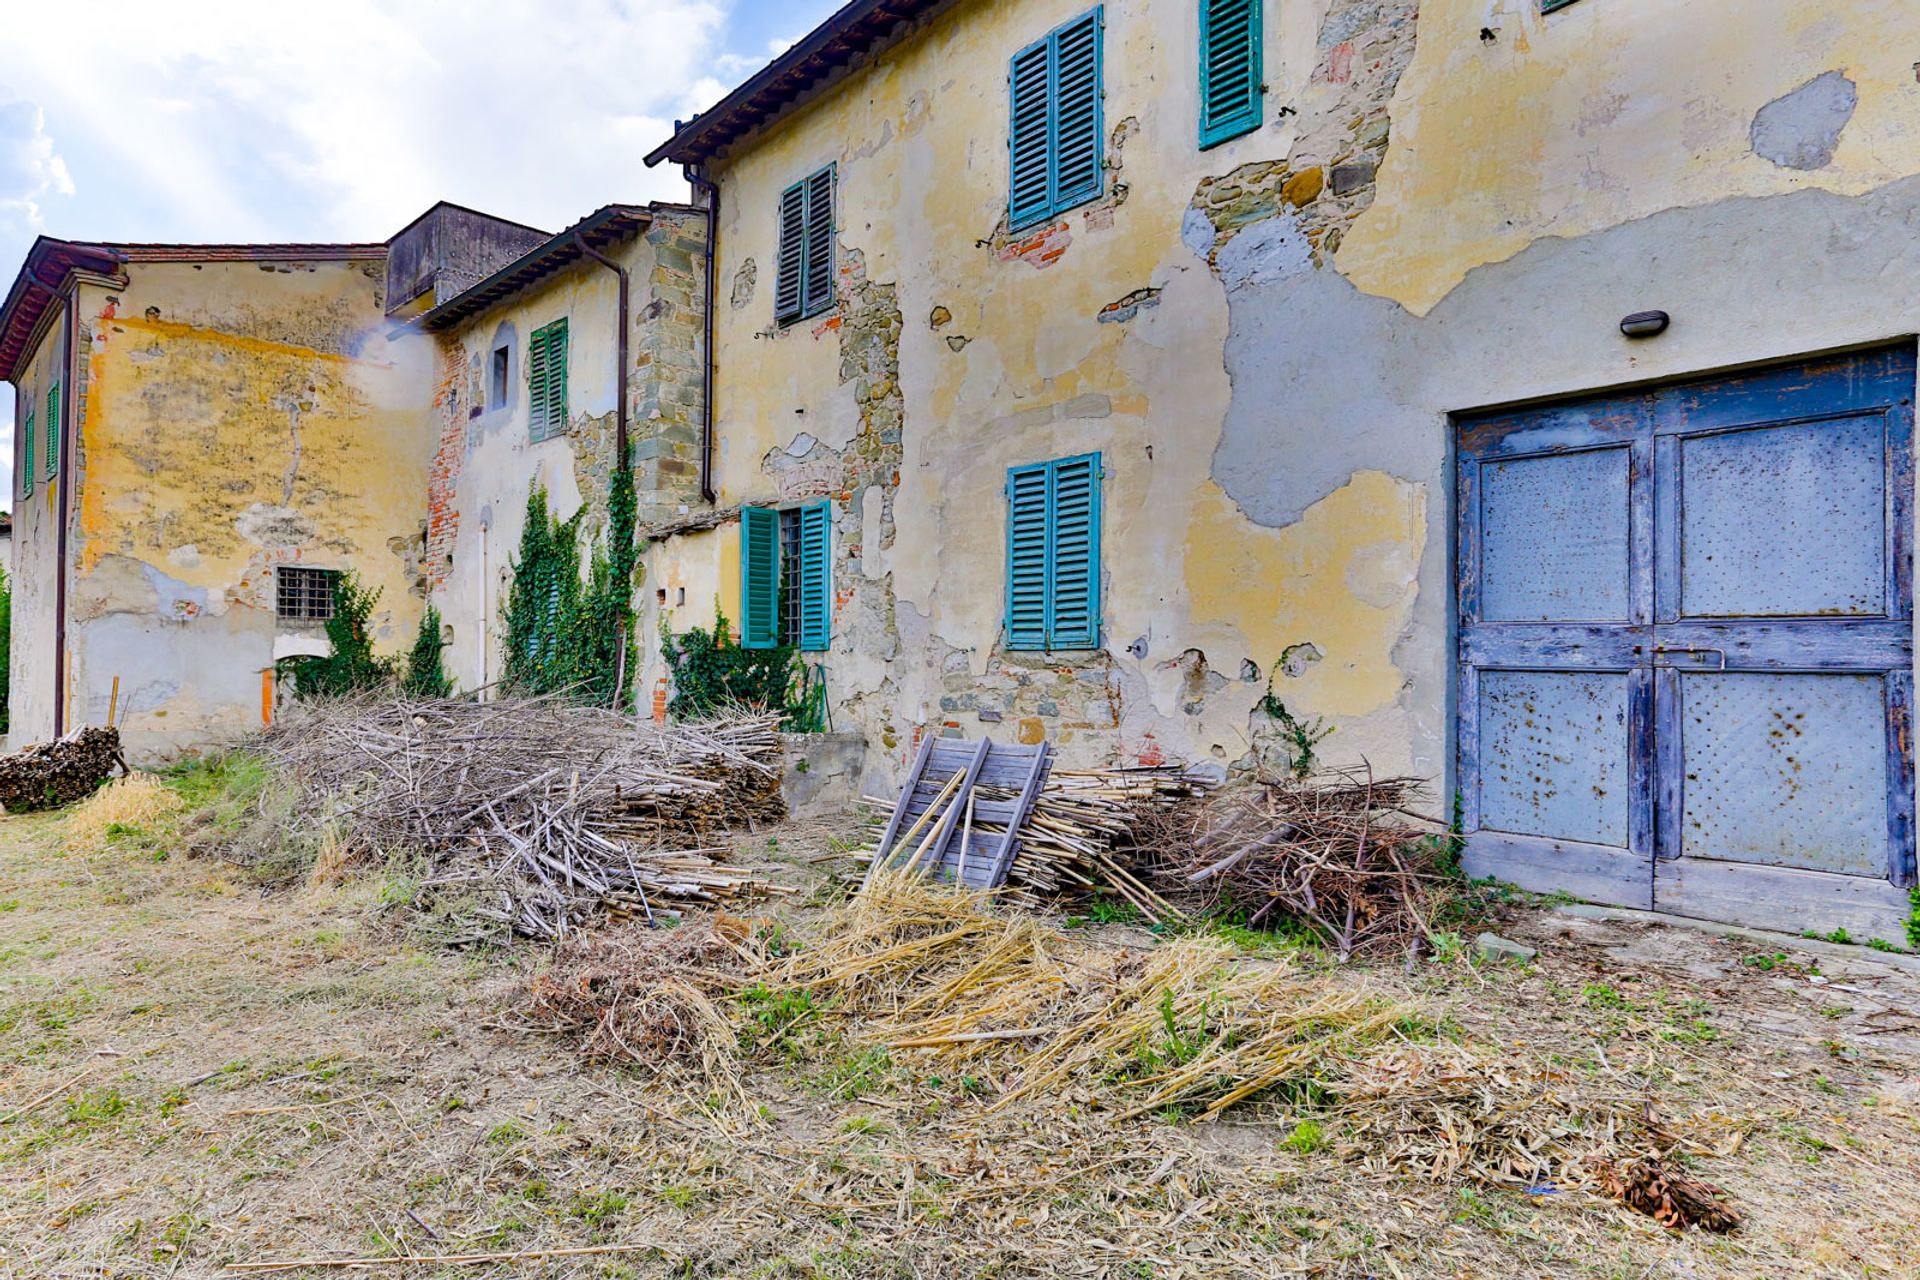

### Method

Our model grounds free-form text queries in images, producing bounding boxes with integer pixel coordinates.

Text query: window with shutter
[1007,8,1105,233]
[45,383,60,480]
[740,506,782,648]
[528,320,569,441]
[1005,453,1103,651]
[1199,0,1262,148]
[21,409,33,498]
[776,166,836,325]
[1541,0,1583,11]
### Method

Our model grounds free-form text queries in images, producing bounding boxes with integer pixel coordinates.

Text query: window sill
[1007,189,1102,237]
[776,301,836,329]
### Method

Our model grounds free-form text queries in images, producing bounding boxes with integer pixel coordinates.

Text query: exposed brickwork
[631,210,711,528]
[1190,0,1417,265]
[423,339,467,588]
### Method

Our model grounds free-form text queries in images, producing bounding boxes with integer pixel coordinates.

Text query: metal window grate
[277,566,339,622]
[778,507,803,645]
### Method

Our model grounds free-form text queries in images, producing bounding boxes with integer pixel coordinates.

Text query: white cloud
[0,0,735,242]
[0,98,74,234]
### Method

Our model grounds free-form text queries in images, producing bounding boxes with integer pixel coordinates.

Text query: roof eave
[415,205,655,334]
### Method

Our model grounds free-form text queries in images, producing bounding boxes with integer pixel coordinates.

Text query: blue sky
[0,0,844,503]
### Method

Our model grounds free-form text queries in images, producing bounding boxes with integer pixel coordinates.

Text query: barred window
[277,566,340,622]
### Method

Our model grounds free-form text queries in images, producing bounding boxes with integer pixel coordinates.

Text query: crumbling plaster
[53,260,434,758]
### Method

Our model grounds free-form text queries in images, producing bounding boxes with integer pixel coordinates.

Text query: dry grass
[62,773,185,854]
[1,810,1917,1277]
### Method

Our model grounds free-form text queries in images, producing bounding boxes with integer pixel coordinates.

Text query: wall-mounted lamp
[1620,310,1670,338]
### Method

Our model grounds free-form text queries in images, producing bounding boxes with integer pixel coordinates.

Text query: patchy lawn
[0,804,1917,1278]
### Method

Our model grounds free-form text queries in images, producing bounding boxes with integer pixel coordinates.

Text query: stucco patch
[1215,214,1314,292]
[235,503,317,548]
[1751,71,1858,170]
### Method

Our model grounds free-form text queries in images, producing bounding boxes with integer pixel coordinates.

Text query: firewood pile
[1152,765,1454,959]
[261,693,787,941]
[0,726,127,813]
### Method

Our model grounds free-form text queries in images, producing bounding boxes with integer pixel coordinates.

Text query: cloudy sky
[0,0,843,503]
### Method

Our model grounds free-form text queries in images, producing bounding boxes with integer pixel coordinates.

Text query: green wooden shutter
[774,181,806,323]
[1051,9,1104,214]
[801,167,835,318]
[527,325,550,440]
[545,320,568,438]
[1008,38,1054,230]
[797,501,831,651]
[740,506,781,649]
[44,383,59,479]
[1005,462,1051,649]
[1199,0,1261,148]
[21,409,33,498]
[1046,453,1102,648]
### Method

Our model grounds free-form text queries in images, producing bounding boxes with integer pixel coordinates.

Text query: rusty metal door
[1458,348,1916,937]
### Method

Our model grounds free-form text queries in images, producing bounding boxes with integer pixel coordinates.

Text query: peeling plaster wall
[428,211,707,694]
[56,260,434,760]
[9,319,66,747]
[678,0,1920,798]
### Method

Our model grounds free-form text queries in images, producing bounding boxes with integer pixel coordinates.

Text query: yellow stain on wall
[1184,470,1425,718]
[1340,0,1920,314]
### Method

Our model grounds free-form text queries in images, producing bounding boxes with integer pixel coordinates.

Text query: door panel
[1459,346,1916,934]
[1479,670,1632,846]
[1675,415,1887,619]
[1676,671,1889,875]
[1480,447,1632,623]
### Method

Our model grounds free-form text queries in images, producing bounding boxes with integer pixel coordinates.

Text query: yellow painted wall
[62,259,434,758]
[1340,0,1920,314]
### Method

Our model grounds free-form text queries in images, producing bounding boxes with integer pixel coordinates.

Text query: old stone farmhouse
[4,0,1919,940]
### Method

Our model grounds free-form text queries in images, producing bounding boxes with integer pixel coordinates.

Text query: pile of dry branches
[1154,766,1455,958]
[261,692,787,940]
[0,726,127,812]
[522,914,763,1102]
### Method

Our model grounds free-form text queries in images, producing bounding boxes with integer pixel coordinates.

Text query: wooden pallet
[863,735,1053,890]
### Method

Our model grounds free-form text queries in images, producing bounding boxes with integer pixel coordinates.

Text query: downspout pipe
[572,231,630,469]
[685,164,719,505]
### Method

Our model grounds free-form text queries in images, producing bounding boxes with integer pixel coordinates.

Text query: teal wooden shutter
[740,506,781,649]
[527,325,550,439]
[801,166,835,318]
[44,383,59,479]
[1008,9,1104,232]
[544,320,568,438]
[1047,452,1102,648]
[21,409,32,498]
[1199,0,1261,148]
[797,501,831,651]
[774,181,806,323]
[1008,39,1053,230]
[1005,462,1051,649]
[1051,9,1104,213]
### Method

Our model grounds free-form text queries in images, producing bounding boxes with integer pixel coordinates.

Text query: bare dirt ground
[2,806,1917,1279]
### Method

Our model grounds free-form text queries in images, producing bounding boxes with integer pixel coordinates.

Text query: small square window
[490,345,509,408]
[277,566,340,622]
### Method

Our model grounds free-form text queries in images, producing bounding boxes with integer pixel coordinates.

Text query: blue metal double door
[1457,347,1917,938]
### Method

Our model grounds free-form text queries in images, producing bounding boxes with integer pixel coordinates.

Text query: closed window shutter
[1199,0,1261,147]
[774,181,806,323]
[527,326,550,440]
[21,410,32,498]
[44,383,59,479]
[740,507,781,649]
[1046,453,1102,648]
[1050,10,1104,212]
[1005,462,1051,649]
[802,167,835,317]
[797,501,831,650]
[1008,40,1054,231]
[545,321,568,438]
